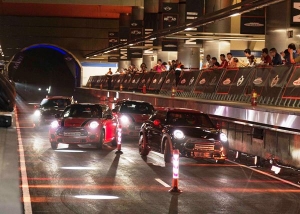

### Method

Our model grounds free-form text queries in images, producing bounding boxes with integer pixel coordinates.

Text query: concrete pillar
[118,61,131,71]
[144,0,159,13]
[177,41,200,69]
[204,0,231,33]
[131,6,144,66]
[131,58,143,68]
[203,0,232,62]
[265,1,292,52]
[142,55,155,71]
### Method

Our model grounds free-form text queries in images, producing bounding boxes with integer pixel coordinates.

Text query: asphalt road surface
[16,99,300,214]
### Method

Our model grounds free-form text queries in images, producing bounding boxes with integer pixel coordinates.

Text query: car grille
[56,128,88,136]
[194,143,214,151]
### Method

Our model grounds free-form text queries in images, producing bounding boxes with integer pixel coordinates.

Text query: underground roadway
[13,97,300,214]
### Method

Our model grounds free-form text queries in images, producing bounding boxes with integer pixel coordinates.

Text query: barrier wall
[74,86,300,168]
[85,65,300,108]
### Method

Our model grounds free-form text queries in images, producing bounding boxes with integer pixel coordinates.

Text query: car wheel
[96,131,104,149]
[217,159,225,164]
[138,134,150,156]
[163,139,172,163]
[51,142,58,150]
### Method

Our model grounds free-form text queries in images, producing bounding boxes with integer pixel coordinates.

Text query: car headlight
[174,130,185,140]
[89,121,99,129]
[120,115,130,124]
[33,110,41,117]
[51,121,59,129]
[220,133,228,142]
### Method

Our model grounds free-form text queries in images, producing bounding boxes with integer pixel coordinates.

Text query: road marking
[16,108,33,214]
[155,178,171,187]
[227,160,300,189]
[123,156,134,163]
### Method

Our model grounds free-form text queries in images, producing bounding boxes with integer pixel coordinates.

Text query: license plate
[64,132,81,136]
[194,152,211,158]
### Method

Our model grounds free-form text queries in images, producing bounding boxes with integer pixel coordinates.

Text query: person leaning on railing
[288,44,300,64]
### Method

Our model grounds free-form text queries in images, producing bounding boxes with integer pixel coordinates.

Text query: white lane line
[155,178,171,187]
[227,160,300,189]
[123,156,134,163]
[16,108,33,214]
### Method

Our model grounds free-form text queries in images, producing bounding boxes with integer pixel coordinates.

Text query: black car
[138,107,229,163]
[32,96,74,127]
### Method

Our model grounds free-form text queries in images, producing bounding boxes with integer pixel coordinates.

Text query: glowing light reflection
[74,195,119,200]
[55,150,86,153]
[60,167,98,170]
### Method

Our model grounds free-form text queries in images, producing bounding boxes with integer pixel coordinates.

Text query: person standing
[204,54,213,68]
[269,48,282,65]
[106,68,113,90]
[227,53,234,67]
[260,48,272,65]
[219,54,228,68]
[153,59,166,72]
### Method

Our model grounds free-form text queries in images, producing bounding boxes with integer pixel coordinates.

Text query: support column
[131,6,144,67]
[177,40,200,69]
[203,0,231,60]
[118,13,131,69]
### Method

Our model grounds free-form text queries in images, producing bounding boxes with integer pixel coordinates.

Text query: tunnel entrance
[8,44,81,100]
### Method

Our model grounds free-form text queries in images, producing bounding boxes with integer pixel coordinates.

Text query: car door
[146,110,166,150]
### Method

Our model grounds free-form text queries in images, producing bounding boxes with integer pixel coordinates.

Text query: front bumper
[121,123,142,136]
[175,138,228,160]
[49,127,100,144]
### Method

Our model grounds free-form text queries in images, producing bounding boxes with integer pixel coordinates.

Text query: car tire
[217,159,225,164]
[96,131,104,149]
[163,139,172,163]
[138,134,150,156]
[51,142,58,150]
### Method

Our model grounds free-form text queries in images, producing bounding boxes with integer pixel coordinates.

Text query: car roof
[45,96,72,100]
[117,99,152,104]
[155,107,203,114]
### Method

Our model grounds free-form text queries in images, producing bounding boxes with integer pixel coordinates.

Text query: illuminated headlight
[33,110,41,117]
[89,121,99,129]
[120,115,130,124]
[51,121,59,129]
[174,130,185,140]
[220,133,228,142]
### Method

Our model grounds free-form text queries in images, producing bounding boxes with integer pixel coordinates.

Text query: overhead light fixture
[129,44,133,46]
[149,37,156,40]
[94,54,97,56]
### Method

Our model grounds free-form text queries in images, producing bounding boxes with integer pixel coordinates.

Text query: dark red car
[49,103,119,150]
[112,99,155,137]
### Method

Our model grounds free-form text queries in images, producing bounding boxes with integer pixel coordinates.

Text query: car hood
[122,113,151,123]
[169,126,220,139]
[62,118,97,127]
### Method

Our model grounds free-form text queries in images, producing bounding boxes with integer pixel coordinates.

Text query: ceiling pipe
[84,0,285,58]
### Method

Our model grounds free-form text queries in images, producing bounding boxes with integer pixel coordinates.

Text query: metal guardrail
[85,65,300,108]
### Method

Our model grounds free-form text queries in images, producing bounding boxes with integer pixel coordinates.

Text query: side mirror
[153,119,161,126]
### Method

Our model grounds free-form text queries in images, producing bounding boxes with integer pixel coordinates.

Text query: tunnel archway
[8,44,81,98]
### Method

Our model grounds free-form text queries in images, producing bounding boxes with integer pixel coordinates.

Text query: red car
[112,100,155,137]
[49,103,119,150]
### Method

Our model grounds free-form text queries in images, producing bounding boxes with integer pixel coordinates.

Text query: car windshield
[63,105,102,118]
[166,112,215,128]
[40,98,71,108]
[119,102,154,114]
